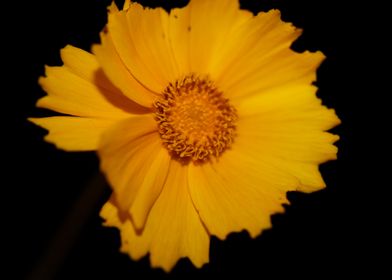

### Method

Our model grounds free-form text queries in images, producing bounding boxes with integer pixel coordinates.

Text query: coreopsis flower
[30,0,340,271]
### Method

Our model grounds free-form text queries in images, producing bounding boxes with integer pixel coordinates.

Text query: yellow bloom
[29,0,340,271]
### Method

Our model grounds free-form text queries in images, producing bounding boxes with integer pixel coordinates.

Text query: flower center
[154,75,237,162]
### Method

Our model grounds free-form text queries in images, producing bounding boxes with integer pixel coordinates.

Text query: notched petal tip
[123,0,132,10]
[262,8,281,17]
[259,8,303,35]
[321,107,341,131]
[29,117,116,151]
[28,117,66,150]
[39,66,50,80]
[311,50,327,66]
[107,1,119,14]
[27,117,42,127]
[35,96,50,109]
[59,44,78,57]
[330,109,342,127]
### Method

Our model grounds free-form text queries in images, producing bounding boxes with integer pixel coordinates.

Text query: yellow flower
[29,0,340,272]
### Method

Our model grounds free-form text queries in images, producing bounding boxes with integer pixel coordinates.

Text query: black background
[3,0,376,279]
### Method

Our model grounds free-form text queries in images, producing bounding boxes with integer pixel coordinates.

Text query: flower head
[30,0,340,271]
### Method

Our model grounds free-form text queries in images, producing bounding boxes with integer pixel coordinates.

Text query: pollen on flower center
[154,75,238,162]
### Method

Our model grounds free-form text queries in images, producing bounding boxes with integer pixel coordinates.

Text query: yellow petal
[38,46,147,119]
[188,148,295,239]
[122,0,131,10]
[267,160,327,192]
[100,160,209,272]
[205,8,321,100]
[233,130,338,192]
[188,82,339,239]
[236,85,340,165]
[128,146,170,230]
[100,198,122,228]
[106,0,131,13]
[92,31,158,108]
[167,5,191,76]
[125,3,179,85]
[237,84,330,118]
[105,9,160,92]
[225,50,324,101]
[100,3,177,96]
[61,45,145,117]
[213,9,300,80]
[28,117,116,151]
[98,115,171,230]
[231,83,339,192]
[187,0,252,75]
[107,1,118,13]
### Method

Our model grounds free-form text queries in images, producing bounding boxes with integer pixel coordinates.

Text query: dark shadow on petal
[94,69,152,115]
